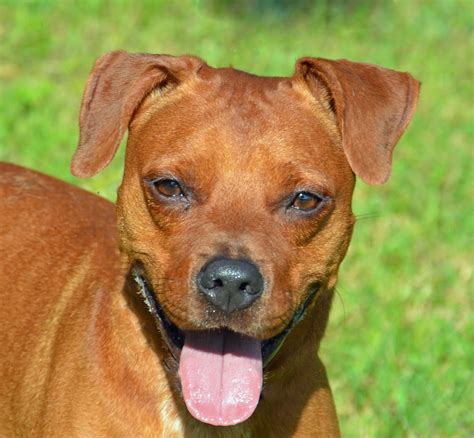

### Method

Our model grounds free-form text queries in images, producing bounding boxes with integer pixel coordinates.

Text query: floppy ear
[71,50,204,178]
[296,58,420,184]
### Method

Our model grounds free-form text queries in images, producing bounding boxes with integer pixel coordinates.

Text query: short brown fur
[0,51,419,437]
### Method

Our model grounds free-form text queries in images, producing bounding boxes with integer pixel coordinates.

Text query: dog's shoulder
[1,162,115,234]
[0,162,120,269]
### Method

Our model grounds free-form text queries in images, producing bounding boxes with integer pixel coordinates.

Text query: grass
[0,0,472,435]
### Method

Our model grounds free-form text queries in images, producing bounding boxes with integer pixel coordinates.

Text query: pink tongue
[178,330,262,426]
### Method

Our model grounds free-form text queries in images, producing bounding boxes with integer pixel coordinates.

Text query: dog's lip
[131,268,318,368]
[132,270,184,361]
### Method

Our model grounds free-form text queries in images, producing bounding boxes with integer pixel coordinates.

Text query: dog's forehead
[130,65,345,183]
[194,65,332,121]
[198,64,286,92]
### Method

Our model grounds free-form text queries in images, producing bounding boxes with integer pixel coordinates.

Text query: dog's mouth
[132,268,317,427]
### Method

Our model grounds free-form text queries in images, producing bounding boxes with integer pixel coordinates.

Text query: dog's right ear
[71,51,204,178]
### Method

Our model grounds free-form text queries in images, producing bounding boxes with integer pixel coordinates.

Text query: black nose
[197,258,264,313]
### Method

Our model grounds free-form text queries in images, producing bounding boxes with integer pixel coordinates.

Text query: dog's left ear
[296,58,420,184]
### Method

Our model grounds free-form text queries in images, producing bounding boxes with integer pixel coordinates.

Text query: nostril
[212,278,223,288]
[198,272,224,290]
[239,282,249,292]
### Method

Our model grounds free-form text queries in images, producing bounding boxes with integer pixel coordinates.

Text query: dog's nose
[197,258,264,313]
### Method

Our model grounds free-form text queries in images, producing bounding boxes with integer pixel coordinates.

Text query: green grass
[1,1,472,435]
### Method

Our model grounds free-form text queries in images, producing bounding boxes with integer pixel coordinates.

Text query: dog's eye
[290,192,322,211]
[153,179,183,198]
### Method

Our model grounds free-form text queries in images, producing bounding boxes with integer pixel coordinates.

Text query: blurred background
[0,0,472,435]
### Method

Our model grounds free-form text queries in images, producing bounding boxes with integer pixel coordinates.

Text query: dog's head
[72,51,419,426]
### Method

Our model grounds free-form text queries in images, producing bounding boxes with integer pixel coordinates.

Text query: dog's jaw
[131,266,322,426]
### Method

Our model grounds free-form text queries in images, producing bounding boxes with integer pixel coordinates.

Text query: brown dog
[0,51,419,437]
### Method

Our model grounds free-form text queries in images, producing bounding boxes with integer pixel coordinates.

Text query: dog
[0,51,419,437]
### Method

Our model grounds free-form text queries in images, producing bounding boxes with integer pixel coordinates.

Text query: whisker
[154,278,178,281]
[334,286,346,323]
[355,213,380,221]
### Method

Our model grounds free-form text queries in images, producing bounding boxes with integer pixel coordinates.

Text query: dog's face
[71,51,419,426]
[119,68,355,340]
